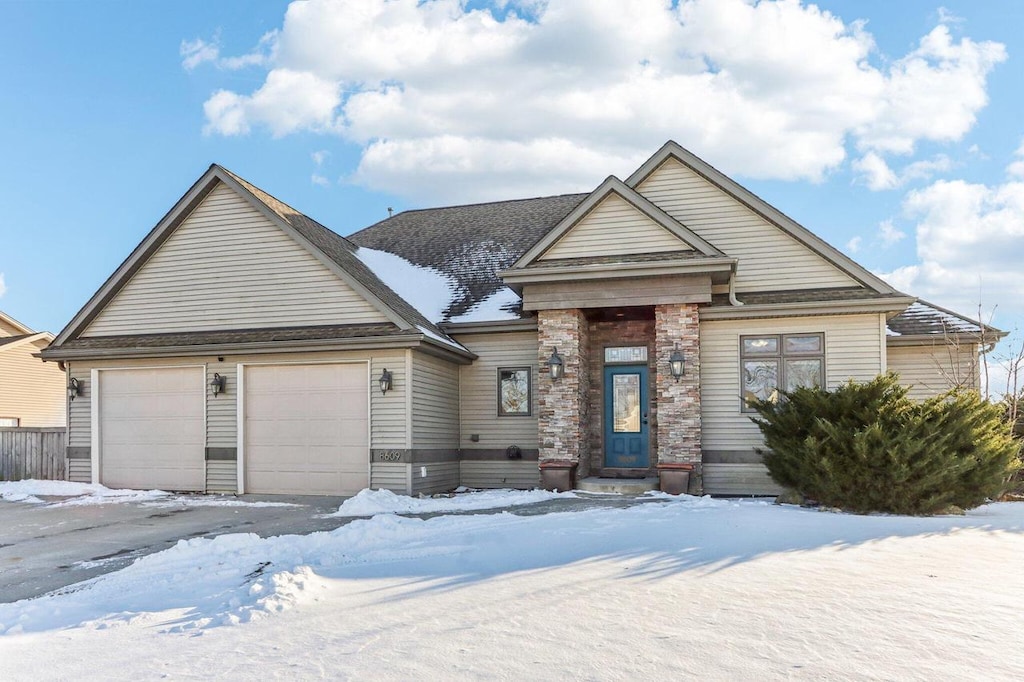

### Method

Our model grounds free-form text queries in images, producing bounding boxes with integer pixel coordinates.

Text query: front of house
[41,142,997,496]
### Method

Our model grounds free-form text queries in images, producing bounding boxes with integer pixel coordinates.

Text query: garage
[243,363,369,495]
[98,367,205,491]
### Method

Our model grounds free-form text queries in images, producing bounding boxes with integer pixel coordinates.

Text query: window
[0,417,19,427]
[741,333,824,411]
[497,367,532,416]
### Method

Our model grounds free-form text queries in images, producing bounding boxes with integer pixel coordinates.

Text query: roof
[886,300,1003,340]
[0,334,33,348]
[709,288,893,306]
[348,193,586,320]
[0,310,34,336]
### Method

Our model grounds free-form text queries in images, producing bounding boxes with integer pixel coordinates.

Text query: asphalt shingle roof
[347,194,587,320]
[886,300,994,338]
[55,324,406,351]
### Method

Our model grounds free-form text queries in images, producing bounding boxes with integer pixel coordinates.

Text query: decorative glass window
[497,367,532,417]
[741,333,824,411]
[604,346,648,364]
[0,417,19,427]
[612,374,642,433]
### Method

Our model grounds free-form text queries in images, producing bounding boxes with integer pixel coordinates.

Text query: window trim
[496,366,533,417]
[740,333,825,412]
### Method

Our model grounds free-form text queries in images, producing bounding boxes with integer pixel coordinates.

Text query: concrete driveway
[0,494,350,603]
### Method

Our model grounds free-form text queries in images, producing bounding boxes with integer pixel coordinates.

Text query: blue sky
[1,0,1022,386]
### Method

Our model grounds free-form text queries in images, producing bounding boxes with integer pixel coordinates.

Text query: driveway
[0,494,350,603]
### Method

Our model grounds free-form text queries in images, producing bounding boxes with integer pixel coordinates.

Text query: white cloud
[854,152,952,190]
[311,174,330,187]
[180,38,219,71]
[181,32,276,72]
[845,236,862,253]
[311,150,330,166]
[0,273,6,298]
[877,220,906,247]
[1006,140,1024,179]
[195,0,1006,202]
[879,173,1024,324]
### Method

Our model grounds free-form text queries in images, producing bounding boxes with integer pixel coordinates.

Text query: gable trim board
[625,141,899,296]
[513,176,724,269]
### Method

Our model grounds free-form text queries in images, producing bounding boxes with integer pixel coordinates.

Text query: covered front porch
[534,304,702,494]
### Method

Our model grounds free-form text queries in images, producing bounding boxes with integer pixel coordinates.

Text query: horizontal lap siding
[0,342,66,426]
[540,193,691,260]
[207,364,237,448]
[84,183,387,337]
[455,332,539,451]
[410,461,460,495]
[703,463,783,496]
[460,460,540,489]
[411,352,459,449]
[69,458,91,483]
[68,366,91,446]
[370,463,408,493]
[887,345,979,401]
[701,314,885,453]
[637,159,858,292]
[205,460,237,493]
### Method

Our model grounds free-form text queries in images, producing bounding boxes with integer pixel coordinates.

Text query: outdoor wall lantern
[669,343,685,381]
[547,347,564,381]
[379,368,393,395]
[68,377,82,400]
[209,373,226,397]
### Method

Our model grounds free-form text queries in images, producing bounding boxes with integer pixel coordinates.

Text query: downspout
[728,267,744,306]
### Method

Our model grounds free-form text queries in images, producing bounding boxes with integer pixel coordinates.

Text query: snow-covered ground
[2,489,1023,680]
[0,480,297,508]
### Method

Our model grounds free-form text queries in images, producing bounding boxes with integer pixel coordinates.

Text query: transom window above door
[740,333,824,411]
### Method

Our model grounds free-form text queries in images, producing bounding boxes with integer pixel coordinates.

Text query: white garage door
[99,367,205,491]
[244,363,369,495]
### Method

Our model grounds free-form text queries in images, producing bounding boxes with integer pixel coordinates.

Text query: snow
[330,487,575,516]
[354,246,456,323]
[0,480,296,508]
[2,490,1023,679]
[447,285,523,323]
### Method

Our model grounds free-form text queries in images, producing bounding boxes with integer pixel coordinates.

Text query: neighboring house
[40,141,1003,496]
[0,310,66,427]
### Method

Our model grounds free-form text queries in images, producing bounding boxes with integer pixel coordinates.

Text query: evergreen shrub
[749,373,1021,514]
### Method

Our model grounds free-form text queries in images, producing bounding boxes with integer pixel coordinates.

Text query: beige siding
[523,274,710,311]
[455,331,539,451]
[84,183,388,337]
[0,340,66,426]
[540,193,692,260]
[701,314,885,452]
[206,460,237,493]
[703,463,784,496]
[460,460,540,489]
[0,319,24,337]
[66,348,408,463]
[69,458,91,483]
[887,344,980,401]
[411,461,460,495]
[637,159,858,291]
[411,352,460,449]
[370,462,408,493]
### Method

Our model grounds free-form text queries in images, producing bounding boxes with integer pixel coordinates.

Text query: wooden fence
[0,427,67,482]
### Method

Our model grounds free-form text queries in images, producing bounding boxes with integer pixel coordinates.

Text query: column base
[658,462,694,495]
[540,460,578,492]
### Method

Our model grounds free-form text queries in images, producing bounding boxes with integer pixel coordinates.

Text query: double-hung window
[741,333,824,411]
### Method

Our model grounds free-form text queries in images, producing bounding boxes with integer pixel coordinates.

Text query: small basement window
[740,333,824,411]
[497,367,532,417]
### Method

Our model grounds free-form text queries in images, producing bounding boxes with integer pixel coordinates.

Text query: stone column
[537,308,590,490]
[654,303,701,494]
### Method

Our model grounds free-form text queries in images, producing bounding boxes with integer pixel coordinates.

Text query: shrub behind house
[749,373,1021,515]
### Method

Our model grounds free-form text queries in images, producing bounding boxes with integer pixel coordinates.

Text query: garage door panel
[244,363,369,495]
[100,367,205,492]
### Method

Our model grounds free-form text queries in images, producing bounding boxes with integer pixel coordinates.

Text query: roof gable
[53,166,462,350]
[513,176,723,269]
[627,141,897,295]
[0,311,34,337]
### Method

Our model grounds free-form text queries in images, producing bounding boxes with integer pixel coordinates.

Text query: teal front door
[604,365,649,468]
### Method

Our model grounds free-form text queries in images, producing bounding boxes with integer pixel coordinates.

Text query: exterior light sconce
[547,347,564,381]
[379,368,393,394]
[209,373,226,397]
[68,377,82,401]
[669,343,685,382]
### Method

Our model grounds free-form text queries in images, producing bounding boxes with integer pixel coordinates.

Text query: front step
[576,476,660,495]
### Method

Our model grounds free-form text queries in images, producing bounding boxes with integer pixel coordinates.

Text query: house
[0,310,66,427]
[40,141,1001,496]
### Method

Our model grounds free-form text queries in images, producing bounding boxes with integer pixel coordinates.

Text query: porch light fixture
[669,343,685,381]
[546,347,564,381]
[379,368,393,394]
[68,377,82,400]
[209,373,226,397]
